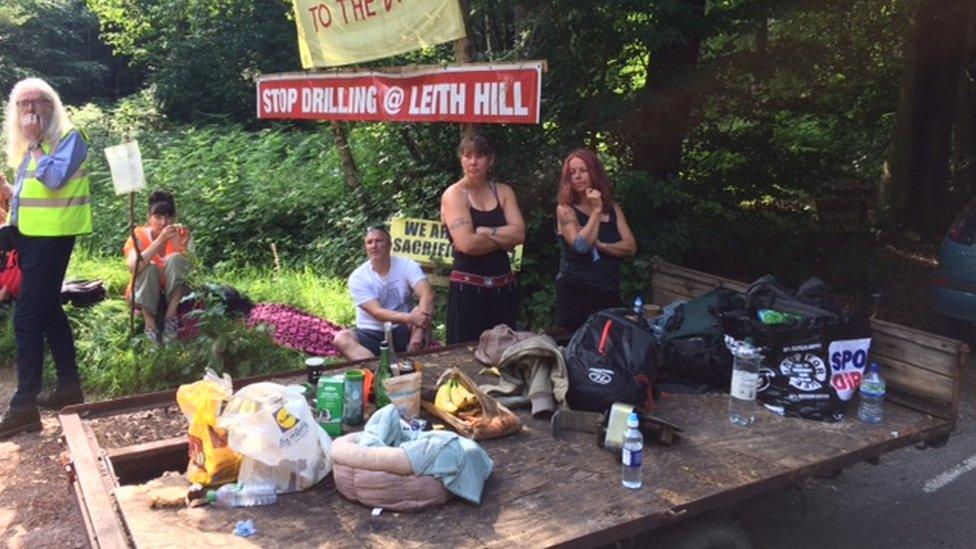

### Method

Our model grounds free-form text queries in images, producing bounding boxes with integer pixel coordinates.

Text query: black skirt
[554,275,622,331]
[446,280,518,344]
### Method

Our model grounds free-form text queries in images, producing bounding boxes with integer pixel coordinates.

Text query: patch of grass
[3,251,358,398]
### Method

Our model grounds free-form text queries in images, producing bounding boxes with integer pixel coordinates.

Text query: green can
[316,374,345,437]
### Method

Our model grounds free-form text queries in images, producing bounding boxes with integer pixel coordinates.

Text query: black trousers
[10,235,80,411]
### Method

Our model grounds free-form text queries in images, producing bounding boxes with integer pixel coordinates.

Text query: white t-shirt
[348,256,427,332]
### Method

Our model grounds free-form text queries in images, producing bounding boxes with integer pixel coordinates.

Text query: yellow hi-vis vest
[16,128,92,237]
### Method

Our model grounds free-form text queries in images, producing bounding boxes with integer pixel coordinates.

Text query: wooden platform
[107,346,948,548]
[62,260,966,548]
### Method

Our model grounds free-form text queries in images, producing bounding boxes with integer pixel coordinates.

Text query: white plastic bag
[218,382,332,493]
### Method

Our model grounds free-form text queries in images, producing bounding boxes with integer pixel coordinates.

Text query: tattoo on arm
[557,213,577,229]
[449,218,471,231]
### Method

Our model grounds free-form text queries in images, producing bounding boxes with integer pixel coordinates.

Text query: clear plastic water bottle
[858,362,886,424]
[621,411,643,489]
[206,482,278,508]
[633,295,644,315]
[729,338,762,426]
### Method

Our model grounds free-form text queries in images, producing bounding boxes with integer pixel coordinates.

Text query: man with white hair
[0,78,91,439]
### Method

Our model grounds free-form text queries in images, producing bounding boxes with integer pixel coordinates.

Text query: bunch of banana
[434,378,479,413]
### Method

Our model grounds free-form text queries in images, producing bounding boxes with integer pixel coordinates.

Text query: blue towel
[359,405,493,504]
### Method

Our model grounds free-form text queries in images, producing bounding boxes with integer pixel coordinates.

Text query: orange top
[123,225,188,299]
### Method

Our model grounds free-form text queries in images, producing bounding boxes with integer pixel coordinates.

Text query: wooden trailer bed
[59,261,967,548]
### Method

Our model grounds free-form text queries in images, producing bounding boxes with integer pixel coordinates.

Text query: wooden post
[127,191,141,339]
[454,0,475,139]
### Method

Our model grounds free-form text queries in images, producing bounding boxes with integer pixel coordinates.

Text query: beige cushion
[332,464,452,512]
[331,433,414,475]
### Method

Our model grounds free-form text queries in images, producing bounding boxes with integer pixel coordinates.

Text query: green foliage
[87,0,299,121]
[0,0,136,103]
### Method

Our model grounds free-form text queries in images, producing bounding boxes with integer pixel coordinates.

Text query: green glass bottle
[375,341,392,408]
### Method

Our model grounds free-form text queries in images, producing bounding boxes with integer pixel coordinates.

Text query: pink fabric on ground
[246,303,343,357]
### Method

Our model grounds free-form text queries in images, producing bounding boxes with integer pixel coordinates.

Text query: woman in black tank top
[440,134,525,344]
[554,149,637,330]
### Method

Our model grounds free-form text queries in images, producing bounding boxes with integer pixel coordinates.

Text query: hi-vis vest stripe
[17,128,92,237]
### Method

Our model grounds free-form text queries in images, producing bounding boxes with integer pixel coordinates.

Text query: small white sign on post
[104,141,146,196]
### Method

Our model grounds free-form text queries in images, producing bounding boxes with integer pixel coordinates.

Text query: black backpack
[656,288,745,389]
[564,308,660,413]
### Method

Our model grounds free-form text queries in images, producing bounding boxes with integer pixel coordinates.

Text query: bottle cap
[627,411,639,427]
[345,369,364,380]
[205,490,217,504]
[379,341,389,349]
[305,357,325,367]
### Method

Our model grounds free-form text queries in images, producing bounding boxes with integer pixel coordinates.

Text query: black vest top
[452,183,511,276]
[557,205,622,292]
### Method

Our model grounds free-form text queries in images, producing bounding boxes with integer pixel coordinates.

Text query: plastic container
[343,370,365,426]
[205,482,278,508]
[858,362,886,424]
[305,356,325,386]
[621,411,643,489]
[729,338,761,426]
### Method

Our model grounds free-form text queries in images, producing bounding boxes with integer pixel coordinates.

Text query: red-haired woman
[441,134,525,343]
[555,149,636,330]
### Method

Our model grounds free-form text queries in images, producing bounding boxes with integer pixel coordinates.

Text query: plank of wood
[870,317,969,355]
[650,287,694,308]
[871,332,959,378]
[872,353,956,404]
[60,413,130,549]
[651,261,748,293]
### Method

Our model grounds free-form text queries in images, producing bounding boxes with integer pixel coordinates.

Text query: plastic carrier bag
[722,276,872,422]
[218,382,333,493]
[175,370,241,486]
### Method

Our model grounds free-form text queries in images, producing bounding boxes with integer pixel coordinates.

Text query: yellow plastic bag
[176,370,241,486]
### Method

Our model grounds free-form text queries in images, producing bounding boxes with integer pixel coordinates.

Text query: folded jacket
[479,335,568,418]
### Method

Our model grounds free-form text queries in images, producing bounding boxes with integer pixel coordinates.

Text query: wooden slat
[872,353,955,404]
[652,273,719,300]
[871,331,959,378]
[650,287,694,308]
[60,413,129,548]
[651,261,748,293]
[870,317,969,355]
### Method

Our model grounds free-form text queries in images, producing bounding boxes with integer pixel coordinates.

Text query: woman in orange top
[123,190,192,343]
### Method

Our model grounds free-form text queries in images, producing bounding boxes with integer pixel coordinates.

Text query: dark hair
[458,133,495,158]
[148,190,176,217]
[557,149,613,214]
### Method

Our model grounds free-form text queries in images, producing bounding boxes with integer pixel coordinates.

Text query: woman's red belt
[449,270,516,288]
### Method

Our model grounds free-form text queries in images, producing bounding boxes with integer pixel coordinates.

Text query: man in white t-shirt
[334,226,435,360]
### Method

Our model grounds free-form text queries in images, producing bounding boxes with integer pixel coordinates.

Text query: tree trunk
[950,18,976,205]
[885,0,975,236]
[330,121,361,188]
[625,0,705,180]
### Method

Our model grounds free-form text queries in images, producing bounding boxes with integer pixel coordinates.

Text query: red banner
[256,62,542,124]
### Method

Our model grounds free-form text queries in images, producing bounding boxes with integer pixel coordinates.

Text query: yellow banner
[390,217,522,271]
[292,0,467,68]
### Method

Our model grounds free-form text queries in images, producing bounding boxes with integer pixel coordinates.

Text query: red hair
[557,149,613,214]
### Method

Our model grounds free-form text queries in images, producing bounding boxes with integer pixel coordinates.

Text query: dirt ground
[0,366,88,548]
[0,239,959,548]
